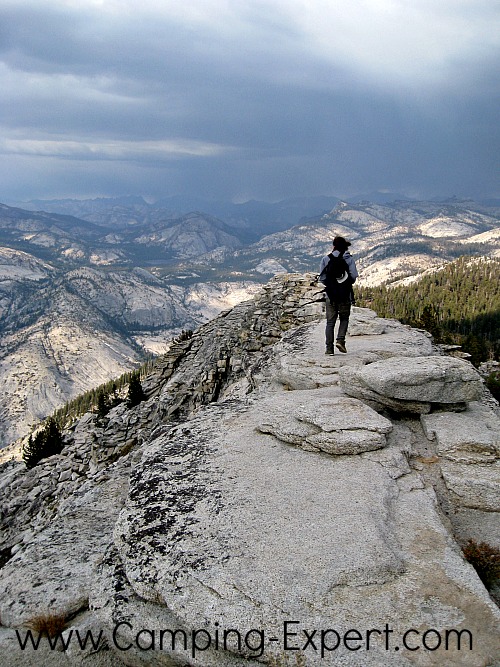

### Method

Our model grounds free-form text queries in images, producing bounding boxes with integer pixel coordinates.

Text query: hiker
[319,236,359,355]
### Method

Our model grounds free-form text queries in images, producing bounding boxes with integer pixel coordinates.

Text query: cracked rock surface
[339,355,484,413]
[257,393,393,455]
[0,274,499,666]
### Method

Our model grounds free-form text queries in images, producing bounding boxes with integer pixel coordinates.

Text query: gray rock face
[420,403,500,514]
[0,461,130,627]
[441,461,500,512]
[94,390,500,667]
[100,401,402,661]
[258,392,393,455]
[347,306,390,335]
[1,275,499,667]
[339,355,484,413]
[268,309,434,392]
[421,402,500,463]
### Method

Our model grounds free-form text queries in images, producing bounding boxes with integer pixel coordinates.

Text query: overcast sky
[0,0,498,203]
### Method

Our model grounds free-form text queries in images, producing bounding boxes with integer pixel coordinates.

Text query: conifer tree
[419,305,442,342]
[22,435,35,469]
[463,334,489,368]
[23,418,64,469]
[127,373,146,407]
[96,390,110,419]
[486,372,500,402]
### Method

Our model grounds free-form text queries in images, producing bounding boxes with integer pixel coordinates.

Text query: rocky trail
[0,274,499,666]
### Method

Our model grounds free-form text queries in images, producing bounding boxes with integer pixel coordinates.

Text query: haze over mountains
[1,195,499,447]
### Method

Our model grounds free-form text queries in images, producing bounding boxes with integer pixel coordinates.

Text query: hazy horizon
[5,191,499,210]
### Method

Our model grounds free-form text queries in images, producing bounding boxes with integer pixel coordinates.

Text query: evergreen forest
[356,256,500,365]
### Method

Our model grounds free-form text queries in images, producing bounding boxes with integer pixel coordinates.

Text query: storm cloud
[0,0,498,201]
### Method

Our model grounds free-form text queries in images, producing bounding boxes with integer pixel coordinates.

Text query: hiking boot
[336,341,347,353]
[325,345,334,355]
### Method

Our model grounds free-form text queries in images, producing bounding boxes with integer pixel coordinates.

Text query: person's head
[332,236,351,253]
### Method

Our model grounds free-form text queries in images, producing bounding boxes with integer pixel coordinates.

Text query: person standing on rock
[319,236,359,355]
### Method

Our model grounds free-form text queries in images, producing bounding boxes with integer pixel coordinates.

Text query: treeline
[356,256,500,365]
[50,329,193,429]
[23,365,152,468]
[53,360,154,429]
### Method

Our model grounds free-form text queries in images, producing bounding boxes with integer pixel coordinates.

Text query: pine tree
[127,373,146,407]
[463,334,489,368]
[486,372,500,402]
[419,305,442,342]
[22,435,36,469]
[96,390,110,419]
[23,418,64,469]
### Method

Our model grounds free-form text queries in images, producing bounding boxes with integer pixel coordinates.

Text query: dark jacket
[319,250,358,303]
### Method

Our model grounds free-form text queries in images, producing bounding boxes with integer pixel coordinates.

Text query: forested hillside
[357,256,500,364]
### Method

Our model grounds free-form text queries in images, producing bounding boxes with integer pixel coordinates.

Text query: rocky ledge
[0,273,499,667]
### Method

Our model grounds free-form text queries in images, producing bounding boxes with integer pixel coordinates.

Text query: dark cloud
[0,1,498,202]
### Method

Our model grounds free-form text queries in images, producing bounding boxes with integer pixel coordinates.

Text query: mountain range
[0,196,499,447]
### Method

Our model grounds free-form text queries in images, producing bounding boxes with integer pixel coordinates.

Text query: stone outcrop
[346,306,389,335]
[421,402,500,464]
[0,273,499,667]
[440,460,500,512]
[0,458,130,628]
[257,393,393,455]
[339,355,484,414]
[420,404,500,515]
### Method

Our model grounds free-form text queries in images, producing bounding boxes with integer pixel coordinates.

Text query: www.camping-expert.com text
[15,620,474,659]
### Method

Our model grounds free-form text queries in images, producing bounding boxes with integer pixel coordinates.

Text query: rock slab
[421,402,500,463]
[92,393,500,666]
[340,355,484,413]
[258,393,393,455]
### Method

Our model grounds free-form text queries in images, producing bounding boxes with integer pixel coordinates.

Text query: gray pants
[325,297,351,346]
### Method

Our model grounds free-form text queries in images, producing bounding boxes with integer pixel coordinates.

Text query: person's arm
[344,255,358,283]
[319,255,330,284]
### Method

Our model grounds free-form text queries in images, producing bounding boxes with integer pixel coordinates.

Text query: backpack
[324,253,350,285]
[324,252,352,304]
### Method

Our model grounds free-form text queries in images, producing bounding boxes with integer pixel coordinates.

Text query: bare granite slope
[0,273,499,666]
[0,253,260,447]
